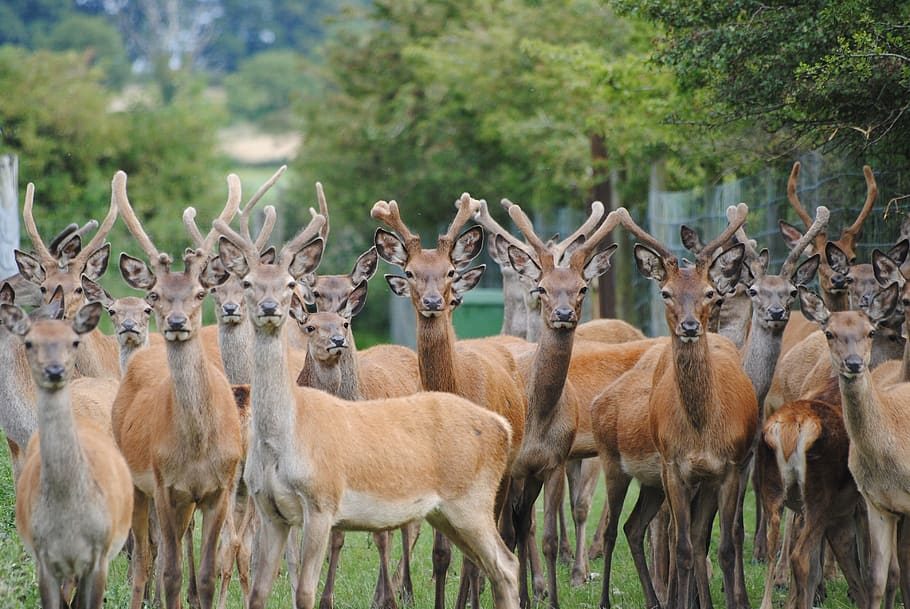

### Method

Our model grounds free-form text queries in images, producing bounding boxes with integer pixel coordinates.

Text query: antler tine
[780,206,830,278]
[842,165,877,239]
[698,203,749,263]
[255,205,277,251]
[183,207,206,247]
[370,200,422,253]
[439,193,479,248]
[72,183,119,270]
[240,165,286,242]
[213,218,258,262]
[196,174,242,256]
[616,207,675,261]
[554,201,606,263]
[113,171,168,268]
[786,162,814,229]
[22,183,55,266]
[568,208,623,268]
[506,200,554,269]
[315,181,329,241]
[470,197,533,259]
[279,208,327,266]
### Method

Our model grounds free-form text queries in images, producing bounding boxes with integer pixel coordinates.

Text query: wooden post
[0,155,19,280]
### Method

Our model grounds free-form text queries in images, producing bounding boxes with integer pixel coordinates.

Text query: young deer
[797,283,910,609]
[373,195,527,609]
[213,208,520,609]
[619,204,758,609]
[1,300,133,609]
[110,170,244,609]
[14,182,120,378]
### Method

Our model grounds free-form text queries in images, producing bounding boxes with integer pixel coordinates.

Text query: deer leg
[129,490,152,609]
[185,518,200,609]
[719,468,749,609]
[295,510,334,609]
[774,510,796,587]
[825,514,867,609]
[155,487,195,609]
[752,458,767,562]
[432,529,453,609]
[393,521,419,604]
[319,530,344,609]
[512,475,544,609]
[649,504,671,599]
[570,458,600,586]
[287,526,302,602]
[691,489,718,609]
[621,484,664,609]
[788,505,826,609]
[77,559,108,609]
[526,511,546,600]
[372,531,398,609]
[542,464,566,608]
[195,491,231,609]
[247,512,290,609]
[235,497,255,605]
[36,558,63,609]
[216,501,237,609]
[758,503,783,609]
[866,501,898,609]
[559,461,577,564]
[588,493,609,561]
[896,514,910,609]
[663,467,695,609]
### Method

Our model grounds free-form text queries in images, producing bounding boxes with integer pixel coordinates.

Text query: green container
[452,288,504,339]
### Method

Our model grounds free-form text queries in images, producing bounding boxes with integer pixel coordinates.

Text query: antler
[567,208,622,269]
[49,221,98,262]
[256,206,277,251]
[22,183,55,267]
[240,166,286,247]
[70,184,118,272]
[439,193,479,251]
[505,200,556,271]
[786,162,814,229]
[554,201,606,264]
[698,203,749,264]
[279,209,326,267]
[840,165,877,246]
[471,197,531,256]
[182,174,242,262]
[615,207,676,261]
[779,206,830,278]
[371,200,423,254]
[114,171,171,271]
[315,181,329,241]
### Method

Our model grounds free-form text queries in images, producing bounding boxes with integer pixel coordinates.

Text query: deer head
[14,182,118,318]
[298,247,378,314]
[498,200,619,330]
[623,204,749,342]
[373,194,485,318]
[799,283,899,378]
[115,171,239,342]
[80,275,153,349]
[289,281,368,363]
[0,300,102,390]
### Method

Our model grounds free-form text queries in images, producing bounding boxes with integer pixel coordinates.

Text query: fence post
[0,154,19,280]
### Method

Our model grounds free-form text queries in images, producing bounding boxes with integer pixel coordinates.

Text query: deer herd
[1,161,909,609]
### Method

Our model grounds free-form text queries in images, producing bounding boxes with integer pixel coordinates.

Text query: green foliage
[615,0,910,158]
[224,50,314,128]
[43,14,130,87]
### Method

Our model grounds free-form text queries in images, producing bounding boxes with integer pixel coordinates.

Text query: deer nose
[330,335,347,348]
[680,319,701,336]
[44,364,65,381]
[260,299,279,316]
[844,355,864,374]
[768,306,785,321]
[166,314,187,330]
[121,319,137,331]
[422,295,444,311]
[222,302,239,316]
[831,274,848,289]
[554,307,575,322]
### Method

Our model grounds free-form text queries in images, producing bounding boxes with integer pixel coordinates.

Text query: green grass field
[0,441,854,608]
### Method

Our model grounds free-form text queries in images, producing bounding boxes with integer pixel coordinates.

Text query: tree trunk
[0,155,19,280]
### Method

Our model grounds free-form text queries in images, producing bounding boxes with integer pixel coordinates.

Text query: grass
[0,439,855,608]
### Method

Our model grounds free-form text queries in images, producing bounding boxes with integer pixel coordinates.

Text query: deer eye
[343,321,349,329]
[531,286,546,296]
[287,281,297,289]
[790,289,798,298]
[39,286,47,294]
[107,308,115,315]
[705,290,715,300]
[312,290,321,298]
[72,340,80,348]
[144,308,152,315]
[147,292,159,302]
[242,280,252,289]
[447,269,455,278]
[902,298,910,307]
[24,341,32,349]
[74,286,83,294]
[660,290,671,300]
[825,330,834,340]
[196,291,206,300]
[405,270,414,279]
[747,287,757,297]
[306,325,315,333]
[579,286,588,295]
[209,287,217,294]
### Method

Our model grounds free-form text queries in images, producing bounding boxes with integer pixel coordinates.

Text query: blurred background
[1,0,909,343]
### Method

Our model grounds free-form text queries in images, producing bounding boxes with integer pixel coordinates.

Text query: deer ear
[793,254,820,286]
[872,249,904,287]
[385,274,410,297]
[453,266,485,297]
[887,239,910,267]
[680,225,702,253]
[708,243,745,296]
[507,245,541,283]
[82,243,111,280]
[868,282,899,324]
[80,275,114,308]
[199,257,230,288]
[73,301,103,334]
[343,281,369,318]
[288,238,324,280]
[0,282,14,305]
[825,242,850,273]
[583,244,618,282]
[779,221,805,251]
[351,247,378,284]
[119,253,156,290]
[259,246,277,265]
[0,304,30,336]
[633,244,668,284]
[45,286,64,320]
[798,286,830,326]
[289,292,307,323]
[57,234,82,262]
[757,249,770,274]
[297,277,316,306]
[14,250,45,284]
[452,226,484,269]
[374,229,409,268]
[218,237,250,278]
[488,234,510,266]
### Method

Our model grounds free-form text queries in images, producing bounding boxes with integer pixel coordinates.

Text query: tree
[616,0,910,158]
[43,14,130,86]
[224,50,314,127]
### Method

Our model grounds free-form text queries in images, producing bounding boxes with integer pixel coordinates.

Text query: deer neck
[717,293,751,350]
[741,316,784,409]
[838,371,891,451]
[871,331,904,369]
[218,319,253,385]
[671,334,713,430]
[298,344,362,401]
[823,289,850,312]
[0,335,37,448]
[527,324,575,419]
[416,312,460,394]
[500,267,530,340]
[119,337,149,378]
[901,337,910,383]
[165,334,220,440]
[35,385,93,501]
[75,330,117,379]
[251,325,298,445]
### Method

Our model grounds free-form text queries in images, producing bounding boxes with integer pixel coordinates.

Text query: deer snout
[166,314,187,330]
[843,354,864,375]
[222,302,240,316]
[552,306,576,324]
[679,319,701,338]
[330,335,347,349]
[44,364,66,382]
[120,319,137,332]
[830,274,849,290]
[767,305,786,321]
[421,295,444,311]
[259,299,279,317]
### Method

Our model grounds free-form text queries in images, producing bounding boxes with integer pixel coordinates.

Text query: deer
[109,170,244,609]
[756,376,868,609]
[372,195,528,609]
[865,243,910,386]
[212,206,520,609]
[608,204,758,609]
[795,282,910,609]
[13,182,120,378]
[0,298,134,609]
